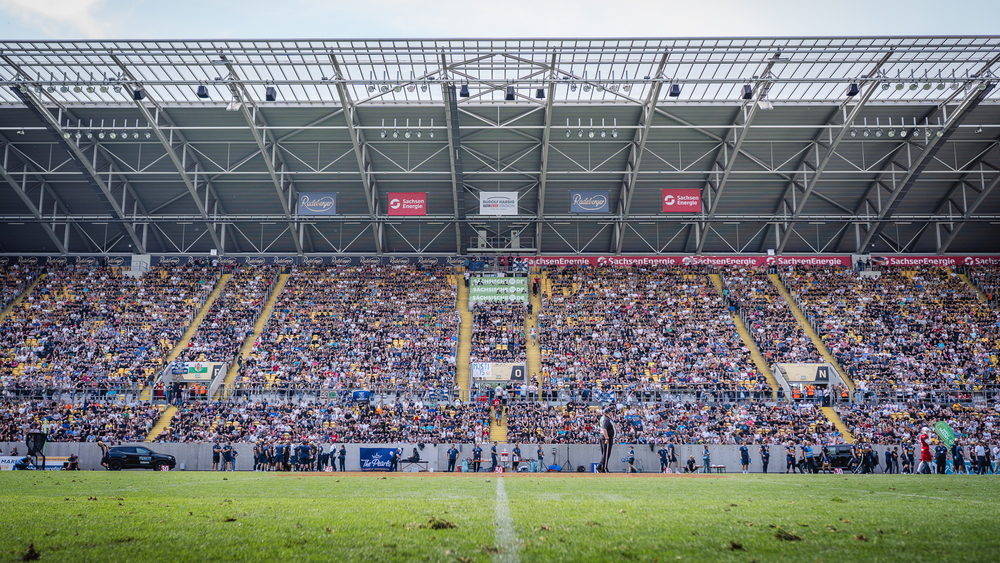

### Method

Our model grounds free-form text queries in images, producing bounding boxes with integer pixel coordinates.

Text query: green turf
[1,472,999,562]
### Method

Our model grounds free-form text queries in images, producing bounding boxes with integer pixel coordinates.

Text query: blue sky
[1,0,998,40]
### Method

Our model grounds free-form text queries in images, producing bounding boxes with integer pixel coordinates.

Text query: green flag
[934,421,956,448]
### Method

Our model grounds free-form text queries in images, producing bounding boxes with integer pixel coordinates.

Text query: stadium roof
[0,37,999,256]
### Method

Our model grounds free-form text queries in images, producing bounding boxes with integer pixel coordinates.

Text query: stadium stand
[0,264,41,312]
[238,265,457,394]
[177,265,275,364]
[720,267,825,364]
[837,402,1000,447]
[505,401,842,445]
[784,266,1000,400]
[157,399,491,444]
[0,399,164,443]
[0,263,218,391]
[537,266,767,402]
[470,301,527,363]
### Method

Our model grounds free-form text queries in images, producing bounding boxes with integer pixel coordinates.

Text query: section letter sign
[479,192,518,215]
[661,189,702,213]
[297,192,337,215]
[570,190,610,213]
[387,192,427,216]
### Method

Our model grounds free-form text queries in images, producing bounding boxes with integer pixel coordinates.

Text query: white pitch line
[494,477,520,563]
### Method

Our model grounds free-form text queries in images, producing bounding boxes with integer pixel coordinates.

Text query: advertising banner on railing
[518,255,855,267]
[469,276,528,303]
[0,457,65,471]
[359,447,395,472]
[387,192,427,216]
[661,189,702,213]
[472,363,527,382]
[169,362,226,382]
[296,192,338,215]
[479,192,518,215]
[570,190,610,213]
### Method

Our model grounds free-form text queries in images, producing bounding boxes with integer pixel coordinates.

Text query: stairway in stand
[820,406,855,444]
[767,273,855,393]
[455,271,473,401]
[0,272,46,322]
[139,273,231,401]
[489,407,508,443]
[955,268,990,303]
[217,272,290,398]
[710,273,779,399]
[525,269,542,398]
[143,405,177,442]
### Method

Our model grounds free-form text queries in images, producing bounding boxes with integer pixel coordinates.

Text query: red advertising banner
[661,189,702,213]
[509,255,1000,268]
[387,192,427,216]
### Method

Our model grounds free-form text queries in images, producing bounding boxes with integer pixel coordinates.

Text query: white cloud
[1,0,107,38]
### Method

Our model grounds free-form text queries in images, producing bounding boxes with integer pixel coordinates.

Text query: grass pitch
[1,471,999,562]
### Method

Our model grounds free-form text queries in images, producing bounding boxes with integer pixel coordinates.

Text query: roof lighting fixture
[875,128,883,138]
[459,84,470,97]
[895,83,904,90]
[887,128,896,138]
[909,83,918,91]
[846,83,860,96]
[73,85,82,93]
[565,129,571,138]
[899,128,908,138]
[74,131,81,140]
[109,131,117,139]
[404,119,411,139]
[380,119,387,138]
[367,84,376,92]
[881,83,891,90]
[60,86,69,93]
[420,83,427,92]
[611,118,618,138]
[133,130,139,139]
[850,128,857,137]
[863,128,870,138]
[145,130,151,139]
[380,85,390,93]
[976,126,983,134]
[582,84,591,92]
[99,85,108,93]
[16,128,25,135]
[570,83,577,92]
[85,129,93,139]
[505,86,515,101]
[113,86,122,93]
[86,86,95,93]
[98,131,105,139]
[47,86,55,93]
[428,118,434,138]
[197,85,210,99]
[936,128,944,137]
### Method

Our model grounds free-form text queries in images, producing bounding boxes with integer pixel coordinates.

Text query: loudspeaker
[133,88,145,101]
[26,432,47,455]
[265,86,277,102]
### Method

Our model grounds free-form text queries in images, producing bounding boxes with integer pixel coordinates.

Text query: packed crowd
[0,264,217,390]
[505,401,841,445]
[156,398,491,444]
[970,265,1000,305]
[0,263,40,310]
[177,266,274,364]
[721,268,825,364]
[538,267,766,397]
[470,302,527,363]
[240,266,457,393]
[838,401,1000,446]
[0,399,163,443]
[785,266,1000,396]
